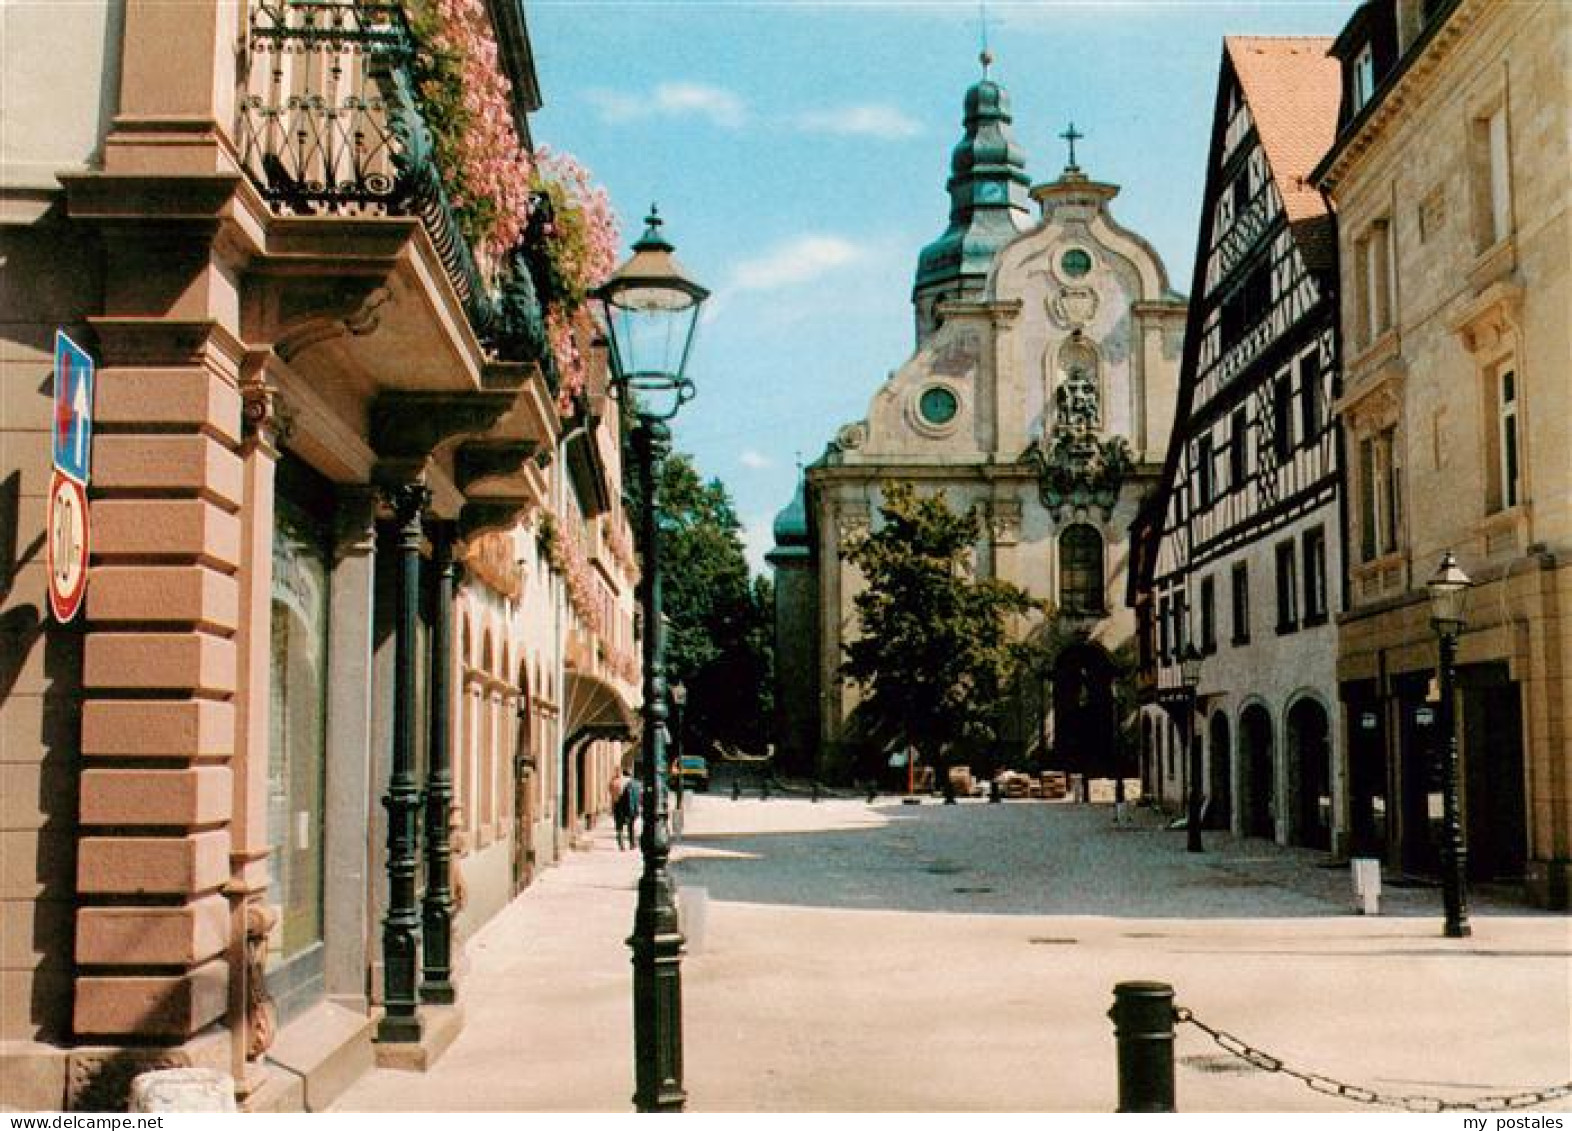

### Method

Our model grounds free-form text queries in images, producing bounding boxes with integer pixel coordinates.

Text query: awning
[562,668,638,751]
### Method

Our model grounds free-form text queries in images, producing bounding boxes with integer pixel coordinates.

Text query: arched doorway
[1240,703,1274,839]
[1141,716,1155,800]
[1207,710,1233,831]
[1053,643,1115,796]
[1288,696,1332,851]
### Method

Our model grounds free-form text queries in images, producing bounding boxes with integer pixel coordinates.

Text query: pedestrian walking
[613,771,641,850]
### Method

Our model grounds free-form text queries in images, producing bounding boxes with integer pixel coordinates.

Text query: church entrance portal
[1052,644,1116,794]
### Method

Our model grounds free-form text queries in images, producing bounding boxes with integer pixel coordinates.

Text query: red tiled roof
[1225,36,1340,223]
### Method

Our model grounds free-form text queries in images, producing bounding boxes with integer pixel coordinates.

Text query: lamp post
[1426,550,1472,939]
[670,681,687,811]
[1180,643,1204,853]
[595,206,709,1112]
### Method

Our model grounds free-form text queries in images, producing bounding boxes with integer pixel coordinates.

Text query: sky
[526,0,1351,574]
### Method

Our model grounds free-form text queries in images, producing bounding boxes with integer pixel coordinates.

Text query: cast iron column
[379,482,429,1041]
[628,419,686,1112]
[422,519,458,1002]
[1437,630,1471,938]
[1186,691,1204,853]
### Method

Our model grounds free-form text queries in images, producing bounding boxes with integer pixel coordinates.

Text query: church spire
[913,51,1033,341]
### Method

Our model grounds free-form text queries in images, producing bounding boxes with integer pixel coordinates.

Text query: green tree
[840,482,1045,786]
[634,451,773,756]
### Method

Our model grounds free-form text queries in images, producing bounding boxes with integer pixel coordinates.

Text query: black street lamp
[1180,643,1204,853]
[1426,550,1472,939]
[670,681,687,811]
[595,206,709,1112]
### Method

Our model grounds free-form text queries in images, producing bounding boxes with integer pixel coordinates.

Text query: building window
[1303,526,1329,625]
[1275,540,1299,632]
[1358,426,1401,562]
[1230,408,1248,488]
[1272,371,1294,462]
[1159,594,1172,663]
[1474,104,1513,249]
[1200,576,1216,653]
[268,478,332,966]
[1352,43,1376,112]
[1299,354,1322,443]
[1488,367,1521,512]
[1355,218,1394,347]
[1060,524,1105,614]
[1197,434,1215,506]
[1230,562,1250,644]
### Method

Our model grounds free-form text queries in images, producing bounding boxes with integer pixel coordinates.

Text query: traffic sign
[46,471,90,623]
[52,331,95,485]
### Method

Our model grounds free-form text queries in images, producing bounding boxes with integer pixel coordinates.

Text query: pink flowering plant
[405,2,621,394]
[406,0,534,275]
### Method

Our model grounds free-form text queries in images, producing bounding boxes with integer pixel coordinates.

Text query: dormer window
[1352,43,1376,111]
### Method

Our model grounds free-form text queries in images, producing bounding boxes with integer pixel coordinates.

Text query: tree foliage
[840,482,1045,775]
[635,451,773,755]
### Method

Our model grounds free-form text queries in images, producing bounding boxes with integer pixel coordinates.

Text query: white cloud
[741,516,775,578]
[739,449,772,470]
[586,82,746,128]
[729,235,869,292]
[795,103,923,140]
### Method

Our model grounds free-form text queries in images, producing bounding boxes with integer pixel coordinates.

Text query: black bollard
[1109,981,1176,1113]
[731,778,741,802]
[761,778,770,801]
[866,783,877,804]
[811,780,821,803]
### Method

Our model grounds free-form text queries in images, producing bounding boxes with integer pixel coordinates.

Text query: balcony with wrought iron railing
[235,0,549,370]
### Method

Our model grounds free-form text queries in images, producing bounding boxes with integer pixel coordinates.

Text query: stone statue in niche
[1055,363,1101,431]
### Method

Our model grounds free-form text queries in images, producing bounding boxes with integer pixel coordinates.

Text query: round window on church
[1061,247,1093,278]
[918,386,959,426]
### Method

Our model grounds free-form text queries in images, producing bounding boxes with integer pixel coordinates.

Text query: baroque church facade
[771,58,1186,783]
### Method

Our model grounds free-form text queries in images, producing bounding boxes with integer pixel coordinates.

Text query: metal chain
[1175,1006,1572,1112]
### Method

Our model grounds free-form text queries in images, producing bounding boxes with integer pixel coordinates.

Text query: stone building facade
[1130,38,1347,853]
[1314,0,1569,905]
[777,60,1186,782]
[1,0,637,1110]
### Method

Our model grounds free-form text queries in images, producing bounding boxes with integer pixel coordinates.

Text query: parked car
[669,755,710,791]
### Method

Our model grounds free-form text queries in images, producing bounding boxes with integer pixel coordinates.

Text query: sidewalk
[329,796,1571,1113]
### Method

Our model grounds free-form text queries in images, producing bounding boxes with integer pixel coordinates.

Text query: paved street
[332,794,1571,1113]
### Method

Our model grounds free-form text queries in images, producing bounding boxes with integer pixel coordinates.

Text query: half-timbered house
[1130,38,1345,852]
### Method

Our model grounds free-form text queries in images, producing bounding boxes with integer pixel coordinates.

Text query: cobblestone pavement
[331,794,1571,1114]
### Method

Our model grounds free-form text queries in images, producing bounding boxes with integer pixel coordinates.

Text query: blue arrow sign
[53,331,95,485]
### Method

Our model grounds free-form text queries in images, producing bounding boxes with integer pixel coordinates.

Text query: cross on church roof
[978,1,993,77]
[1060,122,1084,171]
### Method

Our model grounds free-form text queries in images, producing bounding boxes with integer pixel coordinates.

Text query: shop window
[268,483,331,964]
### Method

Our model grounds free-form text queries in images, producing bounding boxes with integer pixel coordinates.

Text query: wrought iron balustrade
[237,0,548,369]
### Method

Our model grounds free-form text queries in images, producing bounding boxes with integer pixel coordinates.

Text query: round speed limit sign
[46,471,90,623]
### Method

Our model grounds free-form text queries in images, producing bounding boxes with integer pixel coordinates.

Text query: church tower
[912,52,1033,345]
